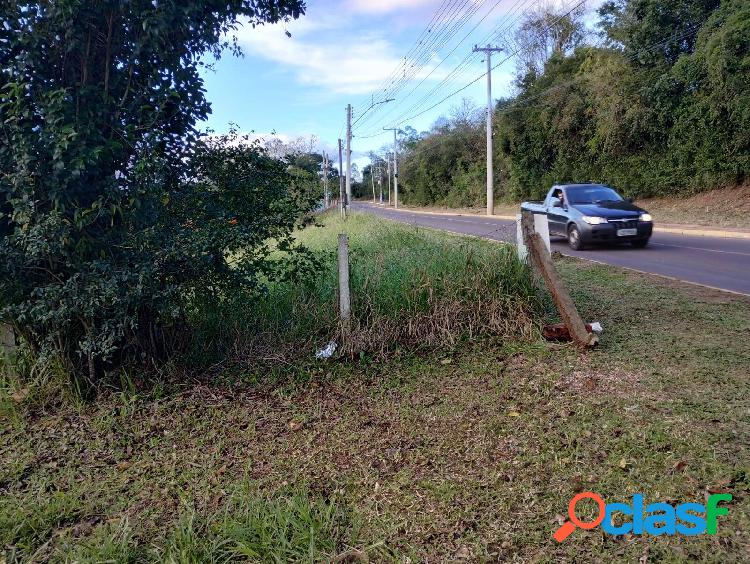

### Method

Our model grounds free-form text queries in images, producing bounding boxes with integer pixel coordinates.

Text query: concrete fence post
[338,234,351,338]
[1,323,18,376]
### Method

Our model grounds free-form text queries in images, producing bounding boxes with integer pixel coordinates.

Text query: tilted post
[521,211,596,347]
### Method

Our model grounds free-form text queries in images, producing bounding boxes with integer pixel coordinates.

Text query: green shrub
[0,2,309,384]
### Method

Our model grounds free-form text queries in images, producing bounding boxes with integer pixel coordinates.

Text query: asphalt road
[355,202,750,296]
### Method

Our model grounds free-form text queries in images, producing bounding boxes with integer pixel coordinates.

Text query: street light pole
[345,104,352,208]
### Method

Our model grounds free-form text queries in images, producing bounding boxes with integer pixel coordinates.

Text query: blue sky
[200,0,602,170]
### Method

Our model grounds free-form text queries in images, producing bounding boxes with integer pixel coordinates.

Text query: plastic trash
[315,341,337,360]
[589,322,603,334]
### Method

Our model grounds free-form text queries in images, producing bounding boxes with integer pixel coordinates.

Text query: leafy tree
[400,100,487,206]
[0,1,306,382]
[598,0,721,67]
[399,0,746,204]
[512,1,588,78]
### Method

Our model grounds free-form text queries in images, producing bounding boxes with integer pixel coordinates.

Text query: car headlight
[582,216,608,225]
[640,213,653,222]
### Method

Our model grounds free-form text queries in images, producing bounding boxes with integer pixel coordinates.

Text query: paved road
[355,202,750,296]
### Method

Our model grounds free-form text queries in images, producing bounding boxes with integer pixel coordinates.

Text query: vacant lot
[1,214,748,562]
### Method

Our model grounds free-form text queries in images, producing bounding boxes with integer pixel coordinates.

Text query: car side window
[550,188,564,206]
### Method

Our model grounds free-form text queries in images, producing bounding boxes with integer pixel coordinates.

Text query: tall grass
[192,212,541,364]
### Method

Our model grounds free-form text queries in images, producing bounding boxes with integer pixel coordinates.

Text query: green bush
[0,2,309,384]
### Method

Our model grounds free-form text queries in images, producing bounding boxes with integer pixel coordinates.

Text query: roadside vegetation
[638,184,750,229]
[0,1,312,389]
[392,184,750,230]
[2,1,748,562]
[2,213,749,561]
[200,212,541,367]
[389,0,749,206]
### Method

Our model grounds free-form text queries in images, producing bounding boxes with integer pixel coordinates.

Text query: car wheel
[631,238,649,248]
[567,224,584,250]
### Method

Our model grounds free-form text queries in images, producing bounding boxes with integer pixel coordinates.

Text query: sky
[200,0,603,171]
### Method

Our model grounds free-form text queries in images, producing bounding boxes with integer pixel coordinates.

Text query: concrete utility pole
[473,44,503,216]
[370,163,376,203]
[378,167,383,204]
[387,157,391,206]
[322,153,328,208]
[344,97,394,210]
[345,104,352,208]
[384,128,399,209]
[338,138,346,219]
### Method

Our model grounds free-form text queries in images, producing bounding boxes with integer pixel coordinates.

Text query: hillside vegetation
[397,0,749,205]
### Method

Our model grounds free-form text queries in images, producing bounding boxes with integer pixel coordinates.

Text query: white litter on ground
[315,341,338,359]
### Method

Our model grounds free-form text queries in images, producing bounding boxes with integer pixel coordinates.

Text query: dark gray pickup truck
[521,183,653,250]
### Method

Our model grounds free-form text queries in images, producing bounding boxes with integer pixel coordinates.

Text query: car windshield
[566,186,624,205]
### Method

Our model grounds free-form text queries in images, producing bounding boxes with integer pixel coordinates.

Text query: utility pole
[344,97,394,211]
[384,128,399,209]
[322,153,329,209]
[378,166,383,204]
[370,163,376,203]
[473,44,503,216]
[387,157,391,206]
[338,138,346,219]
[345,104,352,208]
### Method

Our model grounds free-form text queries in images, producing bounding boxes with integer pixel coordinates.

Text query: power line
[355,0,515,134]
[396,17,710,161]
[357,0,536,135]
[355,0,456,110]
[365,0,472,108]
[388,0,588,127]
[381,0,535,127]
[354,0,485,130]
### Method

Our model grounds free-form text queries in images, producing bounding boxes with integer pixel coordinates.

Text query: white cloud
[348,0,439,15]
[234,11,446,96]
[235,21,401,95]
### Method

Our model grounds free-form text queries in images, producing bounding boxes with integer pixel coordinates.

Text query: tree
[496,0,746,199]
[598,0,721,67]
[512,1,588,78]
[399,100,487,206]
[0,1,306,382]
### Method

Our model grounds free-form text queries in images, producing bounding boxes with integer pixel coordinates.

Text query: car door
[546,189,567,235]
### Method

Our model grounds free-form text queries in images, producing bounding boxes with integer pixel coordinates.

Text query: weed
[189,211,542,369]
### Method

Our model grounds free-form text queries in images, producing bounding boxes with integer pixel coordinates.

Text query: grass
[1,212,749,561]
[191,212,541,365]
[1,485,363,563]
